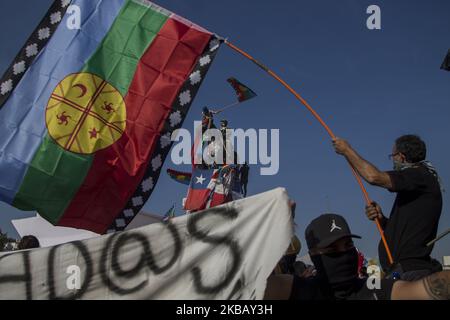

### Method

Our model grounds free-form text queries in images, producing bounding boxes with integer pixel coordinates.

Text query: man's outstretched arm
[392,271,450,300]
[333,137,393,189]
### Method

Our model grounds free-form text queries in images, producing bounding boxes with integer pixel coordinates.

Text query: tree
[0,229,16,251]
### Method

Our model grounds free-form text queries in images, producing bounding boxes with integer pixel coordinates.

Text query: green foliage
[0,229,16,251]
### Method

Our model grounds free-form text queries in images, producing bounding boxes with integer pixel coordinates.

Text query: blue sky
[0,0,449,261]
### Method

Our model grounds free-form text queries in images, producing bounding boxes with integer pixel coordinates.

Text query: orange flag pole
[224,40,394,265]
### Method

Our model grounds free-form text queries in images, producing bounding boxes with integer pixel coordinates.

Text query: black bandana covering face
[311,247,359,286]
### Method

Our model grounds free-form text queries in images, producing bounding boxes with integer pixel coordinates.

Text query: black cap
[305,213,361,249]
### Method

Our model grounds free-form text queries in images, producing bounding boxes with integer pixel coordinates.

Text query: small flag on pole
[227,77,257,102]
[167,169,192,186]
[163,204,176,222]
[0,0,222,234]
[184,168,218,211]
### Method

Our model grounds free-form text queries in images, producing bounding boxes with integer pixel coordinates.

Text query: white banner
[0,188,293,300]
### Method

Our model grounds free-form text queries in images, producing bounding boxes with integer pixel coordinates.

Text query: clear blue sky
[0,0,449,261]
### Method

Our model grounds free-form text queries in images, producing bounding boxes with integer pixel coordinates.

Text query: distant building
[443,256,450,270]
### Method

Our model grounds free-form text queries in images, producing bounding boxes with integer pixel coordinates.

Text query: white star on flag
[132,196,143,207]
[141,177,154,192]
[115,218,126,227]
[151,155,162,171]
[179,90,191,106]
[209,39,220,52]
[199,55,211,67]
[189,70,201,85]
[50,12,62,24]
[123,209,134,217]
[195,175,206,185]
[38,28,51,40]
[61,0,70,7]
[13,61,26,75]
[25,44,38,57]
[169,111,182,127]
[1,80,13,95]
[160,133,171,148]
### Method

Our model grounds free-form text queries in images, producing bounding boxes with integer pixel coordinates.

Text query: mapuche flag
[0,0,222,234]
[167,168,192,186]
[226,77,257,102]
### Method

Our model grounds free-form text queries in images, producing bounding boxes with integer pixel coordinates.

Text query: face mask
[311,247,359,285]
[393,160,415,171]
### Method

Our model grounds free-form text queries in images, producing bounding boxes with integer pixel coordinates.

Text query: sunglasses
[388,152,400,160]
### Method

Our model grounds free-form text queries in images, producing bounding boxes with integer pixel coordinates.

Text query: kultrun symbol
[101,101,115,114]
[46,72,126,154]
[56,111,71,126]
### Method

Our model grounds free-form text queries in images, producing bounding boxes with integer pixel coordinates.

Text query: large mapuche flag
[0,0,221,233]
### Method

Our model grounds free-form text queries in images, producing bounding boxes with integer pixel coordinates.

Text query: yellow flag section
[0,188,293,300]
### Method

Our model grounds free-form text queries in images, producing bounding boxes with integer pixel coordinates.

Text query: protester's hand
[300,266,316,278]
[365,201,383,221]
[332,137,351,155]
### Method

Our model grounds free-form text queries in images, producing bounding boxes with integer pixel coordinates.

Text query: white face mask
[393,159,414,171]
[393,160,405,171]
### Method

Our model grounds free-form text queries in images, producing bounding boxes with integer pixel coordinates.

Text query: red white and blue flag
[184,165,242,212]
[184,168,218,211]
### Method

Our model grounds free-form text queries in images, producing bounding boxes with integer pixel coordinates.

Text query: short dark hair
[395,134,426,163]
[18,235,40,250]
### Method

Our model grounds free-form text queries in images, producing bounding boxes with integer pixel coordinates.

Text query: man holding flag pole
[333,134,443,280]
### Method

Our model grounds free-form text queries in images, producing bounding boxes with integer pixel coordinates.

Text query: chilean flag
[208,182,230,208]
[184,168,218,211]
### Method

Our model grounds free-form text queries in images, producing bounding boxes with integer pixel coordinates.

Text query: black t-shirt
[379,166,442,272]
[289,276,395,300]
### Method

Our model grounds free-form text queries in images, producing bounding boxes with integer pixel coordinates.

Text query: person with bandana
[332,135,443,280]
[219,119,230,165]
[264,213,450,300]
[201,106,216,131]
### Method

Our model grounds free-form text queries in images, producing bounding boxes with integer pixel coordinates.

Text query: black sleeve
[289,275,308,300]
[386,168,427,192]
[289,276,324,300]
